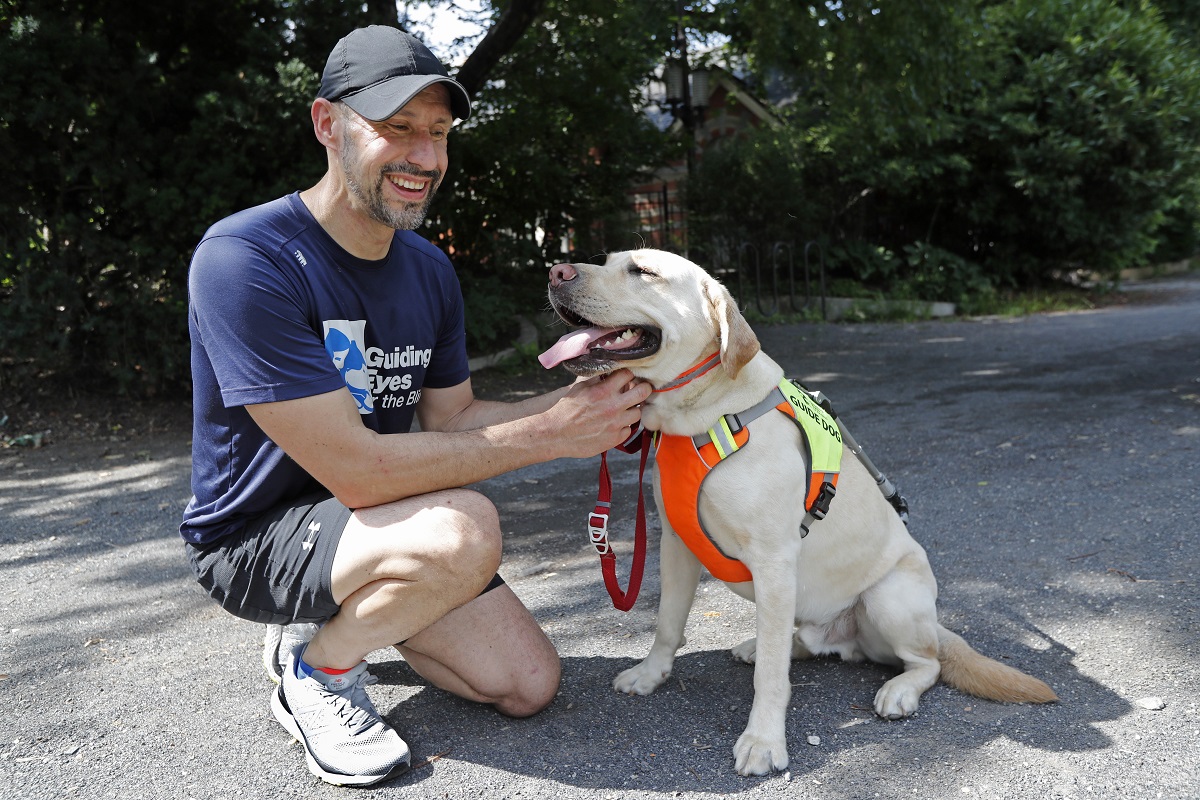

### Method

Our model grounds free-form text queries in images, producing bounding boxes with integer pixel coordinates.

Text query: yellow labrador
[540,249,1056,776]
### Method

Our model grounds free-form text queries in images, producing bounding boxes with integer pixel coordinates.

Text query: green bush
[688,0,1200,295]
[0,4,321,396]
[898,242,995,306]
[878,0,1200,284]
[971,0,1200,279]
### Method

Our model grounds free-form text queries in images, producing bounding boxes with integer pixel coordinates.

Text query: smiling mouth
[539,304,661,372]
[387,174,427,195]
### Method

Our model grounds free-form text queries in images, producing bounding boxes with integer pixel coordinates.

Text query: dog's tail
[937,626,1058,704]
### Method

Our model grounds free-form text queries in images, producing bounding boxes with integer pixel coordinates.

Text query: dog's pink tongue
[538,326,621,369]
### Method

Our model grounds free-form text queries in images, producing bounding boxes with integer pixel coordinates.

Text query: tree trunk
[454,0,547,97]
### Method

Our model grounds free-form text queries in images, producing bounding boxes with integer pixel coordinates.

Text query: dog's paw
[731,638,757,664]
[733,729,789,776]
[874,679,921,720]
[613,661,670,696]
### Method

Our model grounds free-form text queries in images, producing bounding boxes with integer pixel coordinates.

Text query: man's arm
[415,374,578,434]
[245,369,649,510]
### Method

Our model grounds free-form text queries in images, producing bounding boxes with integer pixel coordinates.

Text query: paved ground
[2,274,1198,800]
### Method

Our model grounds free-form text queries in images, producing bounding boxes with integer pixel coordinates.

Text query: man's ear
[311,98,339,149]
[704,278,760,378]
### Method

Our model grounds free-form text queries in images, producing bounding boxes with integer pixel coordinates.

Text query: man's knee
[533,673,563,715]
[494,604,562,718]
[352,488,502,589]
[505,654,562,718]
[430,489,503,583]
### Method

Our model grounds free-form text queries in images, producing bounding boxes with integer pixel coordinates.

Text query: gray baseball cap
[318,25,472,121]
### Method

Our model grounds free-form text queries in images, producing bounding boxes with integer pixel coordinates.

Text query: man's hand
[540,368,652,459]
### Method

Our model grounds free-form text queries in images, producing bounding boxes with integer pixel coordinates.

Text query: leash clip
[588,512,611,556]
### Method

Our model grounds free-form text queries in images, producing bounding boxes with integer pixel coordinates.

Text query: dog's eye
[629,264,659,278]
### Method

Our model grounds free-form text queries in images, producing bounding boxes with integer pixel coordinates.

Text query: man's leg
[396,581,560,717]
[300,487,560,716]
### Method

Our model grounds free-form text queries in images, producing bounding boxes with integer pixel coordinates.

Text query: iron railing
[705,240,828,320]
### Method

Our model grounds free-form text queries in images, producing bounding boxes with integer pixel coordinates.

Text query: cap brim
[340,74,472,122]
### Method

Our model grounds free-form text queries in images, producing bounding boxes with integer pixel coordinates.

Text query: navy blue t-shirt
[181,192,471,545]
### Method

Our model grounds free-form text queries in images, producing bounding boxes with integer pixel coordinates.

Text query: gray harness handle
[807,388,910,527]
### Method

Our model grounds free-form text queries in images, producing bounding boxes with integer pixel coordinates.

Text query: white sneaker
[271,645,410,786]
[262,623,320,684]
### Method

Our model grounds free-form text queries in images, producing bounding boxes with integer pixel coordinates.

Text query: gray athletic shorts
[184,490,507,627]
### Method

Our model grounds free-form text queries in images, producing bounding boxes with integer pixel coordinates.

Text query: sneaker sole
[270,685,410,787]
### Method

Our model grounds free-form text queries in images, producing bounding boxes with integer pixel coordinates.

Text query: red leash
[587,354,722,610]
[589,428,652,611]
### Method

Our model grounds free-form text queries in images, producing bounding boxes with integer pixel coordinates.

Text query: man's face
[337,84,453,231]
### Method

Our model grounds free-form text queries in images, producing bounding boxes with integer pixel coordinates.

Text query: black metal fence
[703,239,829,319]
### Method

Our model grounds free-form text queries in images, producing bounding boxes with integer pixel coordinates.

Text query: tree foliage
[3,0,1200,397]
[0,0,330,395]
[693,0,1200,299]
[428,0,674,346]
[850,0,1200,286]
[956,0,1200,277]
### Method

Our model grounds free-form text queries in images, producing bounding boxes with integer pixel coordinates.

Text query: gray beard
[340,143,440,231]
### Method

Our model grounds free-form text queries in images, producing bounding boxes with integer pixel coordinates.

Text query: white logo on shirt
[322,319,432,414]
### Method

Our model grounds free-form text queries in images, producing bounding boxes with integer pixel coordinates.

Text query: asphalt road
[2,274,1198,800]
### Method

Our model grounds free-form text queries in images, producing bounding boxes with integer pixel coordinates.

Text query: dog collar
[652,352,721,393]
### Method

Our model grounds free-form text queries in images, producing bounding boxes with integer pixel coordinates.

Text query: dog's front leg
[733,555,797,776]
[613,527,701,695]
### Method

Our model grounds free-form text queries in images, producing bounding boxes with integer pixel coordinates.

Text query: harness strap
[655,425,755,583]
[688,386,782,450]
[688,381,842,536]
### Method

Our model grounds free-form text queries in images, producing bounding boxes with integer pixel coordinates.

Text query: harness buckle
[809,482,837,520]
[588,512,611,556]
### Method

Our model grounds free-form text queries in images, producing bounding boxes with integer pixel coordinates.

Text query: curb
[821,297,956,321]
[467,317,540,372]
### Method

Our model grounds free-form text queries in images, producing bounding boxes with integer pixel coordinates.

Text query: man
[181,25,651,788]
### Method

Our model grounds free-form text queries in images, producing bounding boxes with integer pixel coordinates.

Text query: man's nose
[406,132,440,171]
[549,263,577,288]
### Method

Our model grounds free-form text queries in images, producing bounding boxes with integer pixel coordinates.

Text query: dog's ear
[704,278,760,378]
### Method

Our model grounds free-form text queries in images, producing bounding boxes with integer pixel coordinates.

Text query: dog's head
[539,249,760,388]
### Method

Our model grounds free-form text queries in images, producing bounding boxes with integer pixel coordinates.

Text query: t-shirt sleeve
[189,234,345,407]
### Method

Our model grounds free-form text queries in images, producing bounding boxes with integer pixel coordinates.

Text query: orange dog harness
[587,355,909,610]
[653,379,844,583]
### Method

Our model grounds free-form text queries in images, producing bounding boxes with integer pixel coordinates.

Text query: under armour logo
[302,521,320,551]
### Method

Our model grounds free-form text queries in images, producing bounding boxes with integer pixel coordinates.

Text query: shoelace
[322,671,382,735]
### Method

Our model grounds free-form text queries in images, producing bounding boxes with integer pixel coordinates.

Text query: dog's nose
[549,263,577,287]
